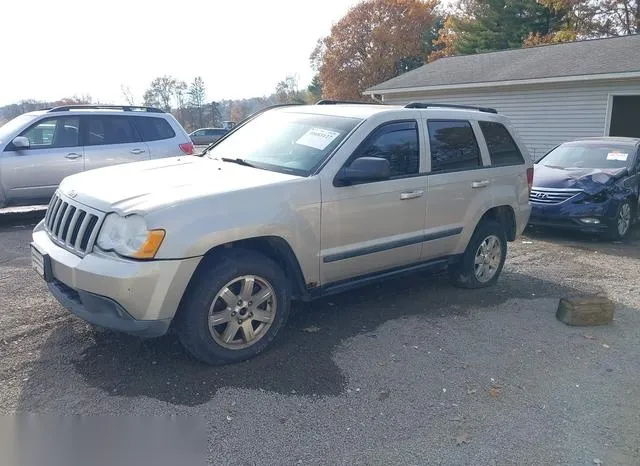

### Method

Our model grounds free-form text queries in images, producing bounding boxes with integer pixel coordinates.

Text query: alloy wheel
[474,235,502,283]
[208,275,276,350]
[617,203,631,237]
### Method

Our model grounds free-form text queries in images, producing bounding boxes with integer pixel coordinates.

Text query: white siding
[381,79,640,159]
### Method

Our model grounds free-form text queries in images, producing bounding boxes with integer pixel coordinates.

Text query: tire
[449,220,507,289]
[175,248,291,365]
[607,200,632,241]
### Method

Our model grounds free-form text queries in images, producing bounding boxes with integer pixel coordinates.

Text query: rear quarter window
[133,117,176,141]
[479,121,525,166]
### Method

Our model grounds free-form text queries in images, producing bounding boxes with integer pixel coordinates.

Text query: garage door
[609,95,640,138]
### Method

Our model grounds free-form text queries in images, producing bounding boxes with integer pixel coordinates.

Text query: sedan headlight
[581,191,609,203]
[97,213,165,259]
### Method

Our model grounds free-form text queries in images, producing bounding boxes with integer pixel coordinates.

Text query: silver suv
[30,102,533,365]
[0,105,194,208]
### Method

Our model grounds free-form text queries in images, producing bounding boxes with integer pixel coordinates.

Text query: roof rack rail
[404,102,498,114]
[48,105,164,113]
[316,99,379,105]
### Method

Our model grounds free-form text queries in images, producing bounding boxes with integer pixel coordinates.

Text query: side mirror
[12,136,30,150]
[335,156,391,185]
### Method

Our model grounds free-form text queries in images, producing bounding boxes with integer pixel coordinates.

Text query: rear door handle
[65,152,82,159]
[130,148,145,155]
[400,190,424,200]
[472,180,490,188]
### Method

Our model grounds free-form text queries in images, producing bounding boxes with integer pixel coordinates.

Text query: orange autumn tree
[311,0,438,101]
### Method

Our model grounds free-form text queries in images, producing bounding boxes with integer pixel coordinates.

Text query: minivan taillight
[179,142,195,155]
[526,167,534,194]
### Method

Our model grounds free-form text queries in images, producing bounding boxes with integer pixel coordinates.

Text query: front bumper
[528,200,616,233]
[32,222,201,337]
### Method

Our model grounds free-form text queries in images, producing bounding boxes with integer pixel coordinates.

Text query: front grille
[44,192,104,256]
[529,188,582,205]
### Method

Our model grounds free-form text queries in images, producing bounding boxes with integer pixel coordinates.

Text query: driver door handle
[400,190,424,200]
[65,152,82,159]
[130,148,146,155]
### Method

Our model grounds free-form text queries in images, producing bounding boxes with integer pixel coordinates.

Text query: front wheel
[449,220,507,289]
[175,249,291,365]
[607,200,632,240]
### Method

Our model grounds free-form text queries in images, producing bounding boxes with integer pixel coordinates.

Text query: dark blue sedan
[528,137,640,240]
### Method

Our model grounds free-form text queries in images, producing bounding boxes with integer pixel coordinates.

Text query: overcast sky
[0,0,365,106]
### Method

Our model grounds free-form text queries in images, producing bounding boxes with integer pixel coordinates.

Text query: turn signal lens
[133,230,166,259]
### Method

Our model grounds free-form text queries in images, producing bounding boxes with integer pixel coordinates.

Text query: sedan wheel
[617,202,632,238]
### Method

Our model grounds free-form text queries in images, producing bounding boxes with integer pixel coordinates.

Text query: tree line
[311,0,639,101]
[2,0,636,126]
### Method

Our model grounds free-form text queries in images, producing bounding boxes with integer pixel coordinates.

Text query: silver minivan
[0,105,194,208]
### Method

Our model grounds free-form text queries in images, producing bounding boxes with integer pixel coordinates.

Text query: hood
[533,164,628,194]
[58,156,300,214]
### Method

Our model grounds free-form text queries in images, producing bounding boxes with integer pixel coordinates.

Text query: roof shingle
[366,34,640,93]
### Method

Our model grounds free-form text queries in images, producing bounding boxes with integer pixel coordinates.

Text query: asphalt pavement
[0,213,639,465]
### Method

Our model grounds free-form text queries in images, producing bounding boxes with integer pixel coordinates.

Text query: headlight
[584,191,608,203]
[97,213,165,259]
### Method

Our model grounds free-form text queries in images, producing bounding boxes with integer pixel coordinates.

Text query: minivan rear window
[133,117,176,141]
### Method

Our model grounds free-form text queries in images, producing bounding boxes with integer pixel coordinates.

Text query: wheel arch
[183,236,309,303]
[477,205,517,241]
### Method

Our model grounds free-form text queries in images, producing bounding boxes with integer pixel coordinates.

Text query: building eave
[364,71,640,96]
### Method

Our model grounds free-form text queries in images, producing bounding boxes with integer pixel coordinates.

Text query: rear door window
[133,117,176,141]
[428,120,481,173]
[85,116,139,146]
[479,121,525,166]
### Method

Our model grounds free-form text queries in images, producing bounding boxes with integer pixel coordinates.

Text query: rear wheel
[449,220,507,289]
[607,200,632,240]
[176,249,291,365]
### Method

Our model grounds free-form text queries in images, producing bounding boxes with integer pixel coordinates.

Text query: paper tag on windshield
[607,151,628,161]
[296,128,340,150]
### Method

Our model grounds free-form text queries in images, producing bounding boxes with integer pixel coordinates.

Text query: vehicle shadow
[17,270,585,408]
[524,224,640,260]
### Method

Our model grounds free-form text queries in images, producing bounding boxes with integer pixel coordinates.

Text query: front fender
[144,177,322,287]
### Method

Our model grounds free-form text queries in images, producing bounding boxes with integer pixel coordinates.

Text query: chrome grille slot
[529,188,582,205]
[44,192,104,256]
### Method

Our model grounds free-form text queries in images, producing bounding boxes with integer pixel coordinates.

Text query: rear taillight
[179,142,195,155]
[526,167,534,194]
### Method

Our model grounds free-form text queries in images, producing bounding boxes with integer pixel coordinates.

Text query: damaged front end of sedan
[528,139,640,240]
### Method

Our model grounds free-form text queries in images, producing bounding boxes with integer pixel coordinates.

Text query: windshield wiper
[220,157,257,168]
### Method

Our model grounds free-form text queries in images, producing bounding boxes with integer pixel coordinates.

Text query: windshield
[206,111,362,175]
[539,143,635,170]
[0,114,39,144]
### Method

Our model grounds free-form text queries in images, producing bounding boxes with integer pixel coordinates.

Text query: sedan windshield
[540,143,635,170]
[206,111,362,175]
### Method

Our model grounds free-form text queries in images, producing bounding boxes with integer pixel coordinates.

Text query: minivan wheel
[449,220,507,289]
[176,249,291,365]
[607,200,632,240]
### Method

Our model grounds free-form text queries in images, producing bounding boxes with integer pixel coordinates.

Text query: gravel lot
[1,212,639,465]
